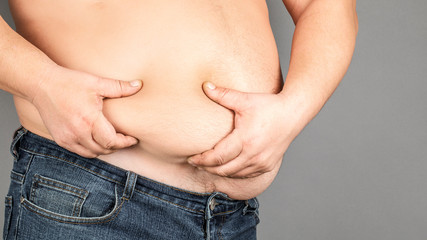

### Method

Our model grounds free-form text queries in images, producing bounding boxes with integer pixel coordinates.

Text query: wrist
[278,81,325,131]
[31,62,60,106]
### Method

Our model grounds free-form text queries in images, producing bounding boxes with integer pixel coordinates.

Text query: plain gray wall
[1,1,427,239]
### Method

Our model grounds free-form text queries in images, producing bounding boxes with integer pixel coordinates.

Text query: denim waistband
[12,127,258,216]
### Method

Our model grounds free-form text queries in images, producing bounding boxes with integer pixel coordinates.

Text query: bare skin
[1,0,358,200]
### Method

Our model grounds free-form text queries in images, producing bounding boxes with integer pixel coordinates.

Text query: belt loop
[243,197,259,215]
[10,126,27,161]
[122,171,137,200]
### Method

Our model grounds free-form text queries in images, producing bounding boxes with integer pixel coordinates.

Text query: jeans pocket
[20,173,123,225]
[3,195,13,240]
[29,174,89,217]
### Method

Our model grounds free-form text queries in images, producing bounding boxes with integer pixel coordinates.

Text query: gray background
[1,0,426,239]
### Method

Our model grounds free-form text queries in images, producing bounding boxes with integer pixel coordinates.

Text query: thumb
[98,78,142,98]
[202,81,248,111]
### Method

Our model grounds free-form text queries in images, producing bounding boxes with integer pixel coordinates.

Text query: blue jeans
[3,127,259,240]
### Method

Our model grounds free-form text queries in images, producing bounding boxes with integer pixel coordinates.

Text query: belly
[11,0,283,199]
[103,85,233,161]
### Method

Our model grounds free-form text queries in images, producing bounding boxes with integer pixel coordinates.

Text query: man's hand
[32,65,142,158]
[187,82,302,178]
[188,0,358,178]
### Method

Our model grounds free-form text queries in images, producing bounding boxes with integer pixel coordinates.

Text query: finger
[92,114,139,150]
[228,156,281,178]
[78,135,115,156]
[202,155,249,178]
[188,130,243,167]
[97,78,142,99]
[202,82,248,111]
[228,167,264,179]
[67,143,101,159]
[54,132,112,158]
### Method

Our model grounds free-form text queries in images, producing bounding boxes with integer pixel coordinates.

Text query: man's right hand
[31,65,143,158]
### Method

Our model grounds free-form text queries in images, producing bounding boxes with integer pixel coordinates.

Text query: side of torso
[11,0,283,199]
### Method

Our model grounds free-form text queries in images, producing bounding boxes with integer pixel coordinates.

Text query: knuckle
[200,151,209,160]
[95,76,103,85]
[76,115,93,129]
[214,153,226,165]
[258,160,269,170]
[64,131,79,144]
[193,153,207,165]
[74,132,86,144]
[259,160,274,173]
[265,163,275,172]
[112,80,125,96]
[93,96,103,108]
[102,139,115,150]
[218,88,230,102]
[94,76,106,94]
[93,76,102,86]
[249,155,269,171]
[215,168,229,178]
[257,158,268,168]
[247,172,261,178]
[247,155,260,166]
[117,80,125,93]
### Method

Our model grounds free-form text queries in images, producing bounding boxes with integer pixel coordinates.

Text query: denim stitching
[5,196,13,206]
[34,175,89,197]
[21,149,120,184]
[213,208,241,217]
[30,176,88,201]
[72,198,82,217]
[217,215,225,240]
[22,153,34,185]
[122,172,137,200]
[10,171,24,184]
[3,196,13,240]
[20,196,126,225]
[30,183,36,203]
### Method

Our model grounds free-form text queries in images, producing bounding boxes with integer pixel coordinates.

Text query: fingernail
[205,82,216,90]
[188,159,196,167]
[130,80,141,87]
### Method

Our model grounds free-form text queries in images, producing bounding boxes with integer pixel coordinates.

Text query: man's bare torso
[11,0,283,199]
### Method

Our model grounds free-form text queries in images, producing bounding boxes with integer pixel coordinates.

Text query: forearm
[279,0,358,129]
[0,16,56,102]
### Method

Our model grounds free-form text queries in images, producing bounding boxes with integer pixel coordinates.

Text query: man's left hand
[187,81,301,179]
